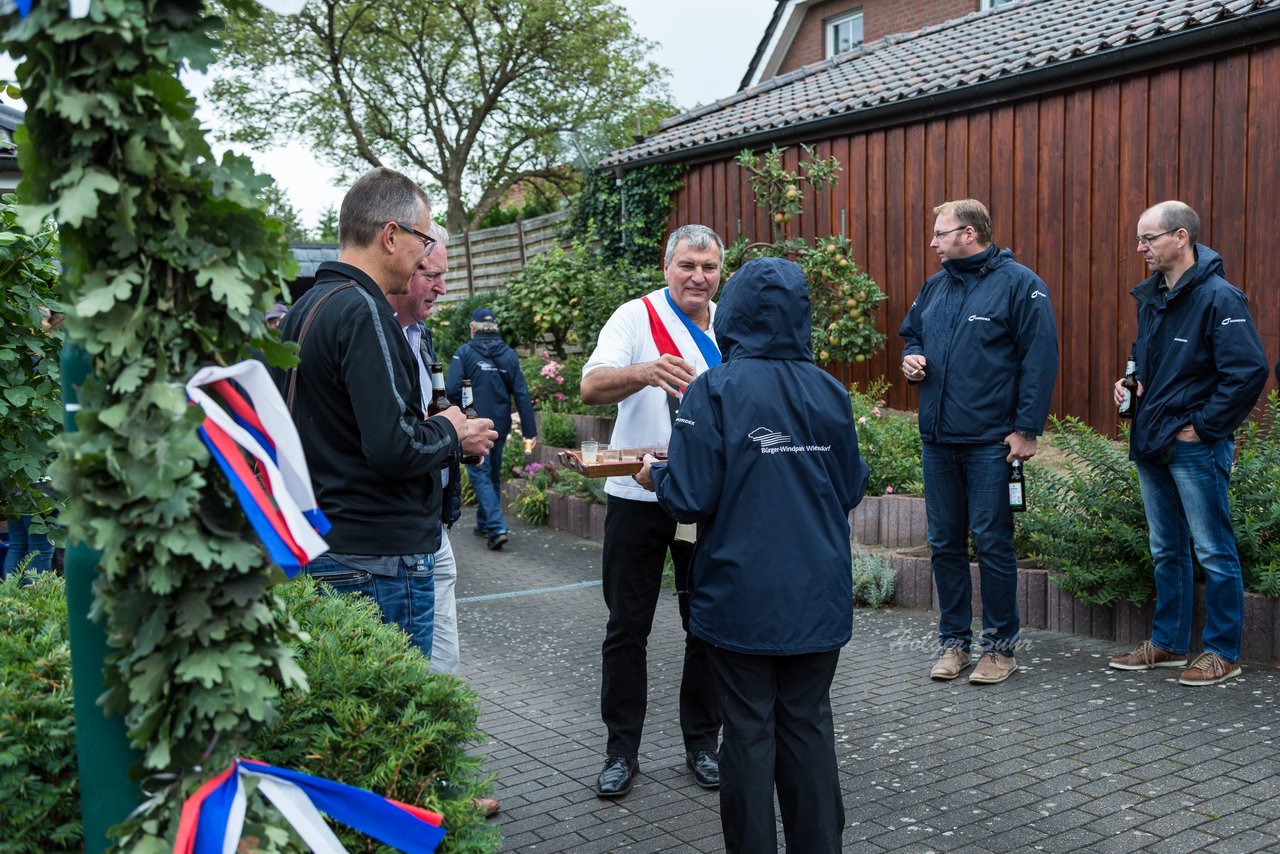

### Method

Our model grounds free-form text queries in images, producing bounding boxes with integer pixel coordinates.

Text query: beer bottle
[1117,358,1138,419]
[1008,460,1026,513]
[460,379,482,465]
[426,362,451,416]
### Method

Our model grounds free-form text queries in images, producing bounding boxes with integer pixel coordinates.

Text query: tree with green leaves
[315,204,339,242]
[0,194,61,528]
[209,0,673,233]
[262,181,311,243]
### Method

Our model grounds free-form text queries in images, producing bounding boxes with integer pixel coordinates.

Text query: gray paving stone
[446,509,1280,853]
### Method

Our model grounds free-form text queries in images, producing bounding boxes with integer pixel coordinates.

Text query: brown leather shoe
[930,648,971,681]
[474,797,500,818]
[1178,652,1241,686]
[1108,640,1187,671]
[968,652,1018,684]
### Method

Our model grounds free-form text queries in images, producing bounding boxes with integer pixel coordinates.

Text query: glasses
[1135,230,1175,247]
[932,226,969,240]
[386,221,438,255]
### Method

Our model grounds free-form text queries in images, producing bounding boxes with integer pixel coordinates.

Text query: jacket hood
[1132,244,1224,304]
[715,257,811,361]
[940,244,1010,280]
[470,331,509,357]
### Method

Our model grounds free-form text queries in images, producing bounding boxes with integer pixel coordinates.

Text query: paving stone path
[450,509,1280,853]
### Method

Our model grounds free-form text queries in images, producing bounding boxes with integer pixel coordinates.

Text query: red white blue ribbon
[186,361,330,576]
[173,759,446,854]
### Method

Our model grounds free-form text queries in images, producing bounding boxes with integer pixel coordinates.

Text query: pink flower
[885,485,894,494]
[554,392,566,401]
[540,363,560,379]
[871,407,882,417]
[858,416,867,425]
[556,375,564,385]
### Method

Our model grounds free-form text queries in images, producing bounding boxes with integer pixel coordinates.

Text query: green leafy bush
[0,194,62,524]
[0,575,499,854]
[257,578,499,854]
[1221,392,1280,596]
[851,380,922,496]
[511,462,559,525]
[1018,417,1154,606]
[571,164,686,270]
[851,546,896,608]
[499,239,661,357]
[0,572,79,853]
[553,470,607,505]
[539,412,579,449]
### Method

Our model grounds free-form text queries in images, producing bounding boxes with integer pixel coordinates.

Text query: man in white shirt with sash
[581,224,725,799]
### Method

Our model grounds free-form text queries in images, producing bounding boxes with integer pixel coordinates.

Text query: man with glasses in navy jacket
[1108,200,1267,686]
[900,198,1059,686]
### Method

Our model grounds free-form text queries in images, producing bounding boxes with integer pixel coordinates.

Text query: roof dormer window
[826,10,863,58]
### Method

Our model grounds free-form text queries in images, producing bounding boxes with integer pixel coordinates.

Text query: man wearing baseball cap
[447,307,537,550]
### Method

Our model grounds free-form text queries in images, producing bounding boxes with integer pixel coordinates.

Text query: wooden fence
[443,208,572,302]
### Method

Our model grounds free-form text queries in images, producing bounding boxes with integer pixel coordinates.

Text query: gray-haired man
[580,224,725,798]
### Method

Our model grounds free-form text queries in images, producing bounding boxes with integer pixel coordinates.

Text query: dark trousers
[709,647,844,854]
[601,496,720,757]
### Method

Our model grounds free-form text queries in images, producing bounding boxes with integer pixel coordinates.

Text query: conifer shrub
[0,575,499,853]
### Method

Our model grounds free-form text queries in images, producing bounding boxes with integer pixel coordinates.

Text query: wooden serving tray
[558,449,666,478]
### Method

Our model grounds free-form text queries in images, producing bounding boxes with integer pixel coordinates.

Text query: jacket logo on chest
[968,314,992,323]
[1031,290,1047,299]
[1221,318,1246,326]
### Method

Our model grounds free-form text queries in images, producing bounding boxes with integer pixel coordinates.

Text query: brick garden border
[509,454,1280,664]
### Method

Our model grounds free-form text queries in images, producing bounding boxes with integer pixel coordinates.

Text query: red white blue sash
[186,361,330,576]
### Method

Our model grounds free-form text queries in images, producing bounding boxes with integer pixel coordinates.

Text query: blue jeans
[468,436,508,537]
[305,553,435,658]
[1135,438,1244,662]
[922,442,1020,655]
[3,516,56,579]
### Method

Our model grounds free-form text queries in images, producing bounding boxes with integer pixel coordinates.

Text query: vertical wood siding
[665,41,1280,433]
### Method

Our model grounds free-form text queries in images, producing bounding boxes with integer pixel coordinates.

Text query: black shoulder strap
[285,282,357,413]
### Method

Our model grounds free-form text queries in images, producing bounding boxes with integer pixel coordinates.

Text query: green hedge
[0,574,499,854]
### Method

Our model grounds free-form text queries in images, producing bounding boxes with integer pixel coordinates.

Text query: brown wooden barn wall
[666,41,1280,434]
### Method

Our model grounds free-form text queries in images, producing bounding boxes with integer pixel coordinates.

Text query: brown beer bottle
[460,379,481,465]
[1008,460,1026,513]
[1117,358,1138,419]
[426,362,451,417]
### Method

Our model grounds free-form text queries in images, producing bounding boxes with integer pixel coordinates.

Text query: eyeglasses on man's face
[387,221,438,255]
[932,225,969,240]
[1135,229,1175,248]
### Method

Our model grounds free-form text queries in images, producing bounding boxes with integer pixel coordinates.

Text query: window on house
[979,0,1015,9]
[826,10,864,58]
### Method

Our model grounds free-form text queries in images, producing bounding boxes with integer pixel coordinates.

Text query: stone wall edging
[888,552,1280,664]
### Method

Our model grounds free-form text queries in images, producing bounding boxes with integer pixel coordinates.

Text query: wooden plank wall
[666,41,1280,433]
[441,208,571,303]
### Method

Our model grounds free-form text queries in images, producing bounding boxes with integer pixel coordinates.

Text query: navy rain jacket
[1128,244,1268,462]
[447,331,537,441]
[651,257,869,656]
[899,245,1058,443]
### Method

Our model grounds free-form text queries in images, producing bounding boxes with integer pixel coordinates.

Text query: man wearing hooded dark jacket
[447,308,537,550]
[1107,201,1267,686]
[637,257,868,854]
[899,198,1059,686]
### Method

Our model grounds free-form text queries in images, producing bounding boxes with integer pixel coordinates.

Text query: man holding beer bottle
[899,199,1058,686]
[1107,200,1267,686]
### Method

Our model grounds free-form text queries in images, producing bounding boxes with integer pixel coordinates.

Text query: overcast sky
[194,0,778,228]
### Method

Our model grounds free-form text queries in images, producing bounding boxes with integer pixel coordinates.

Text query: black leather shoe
[486,531,509,550]
[686,749,720,789]
[594,756,638,798]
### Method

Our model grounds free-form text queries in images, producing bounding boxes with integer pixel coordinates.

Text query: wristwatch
[1017,431,1038,442]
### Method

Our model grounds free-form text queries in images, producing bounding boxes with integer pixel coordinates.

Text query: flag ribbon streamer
[186,360,330,576]
[173,758,446,854]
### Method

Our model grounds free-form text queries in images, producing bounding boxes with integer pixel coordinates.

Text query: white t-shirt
[582,288,718,502]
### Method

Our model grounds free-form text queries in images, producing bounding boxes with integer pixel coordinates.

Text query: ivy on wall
[1,0,302,844]
[570,163,685,269]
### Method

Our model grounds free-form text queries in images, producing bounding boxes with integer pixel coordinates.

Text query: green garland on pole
[1,0,303,845]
